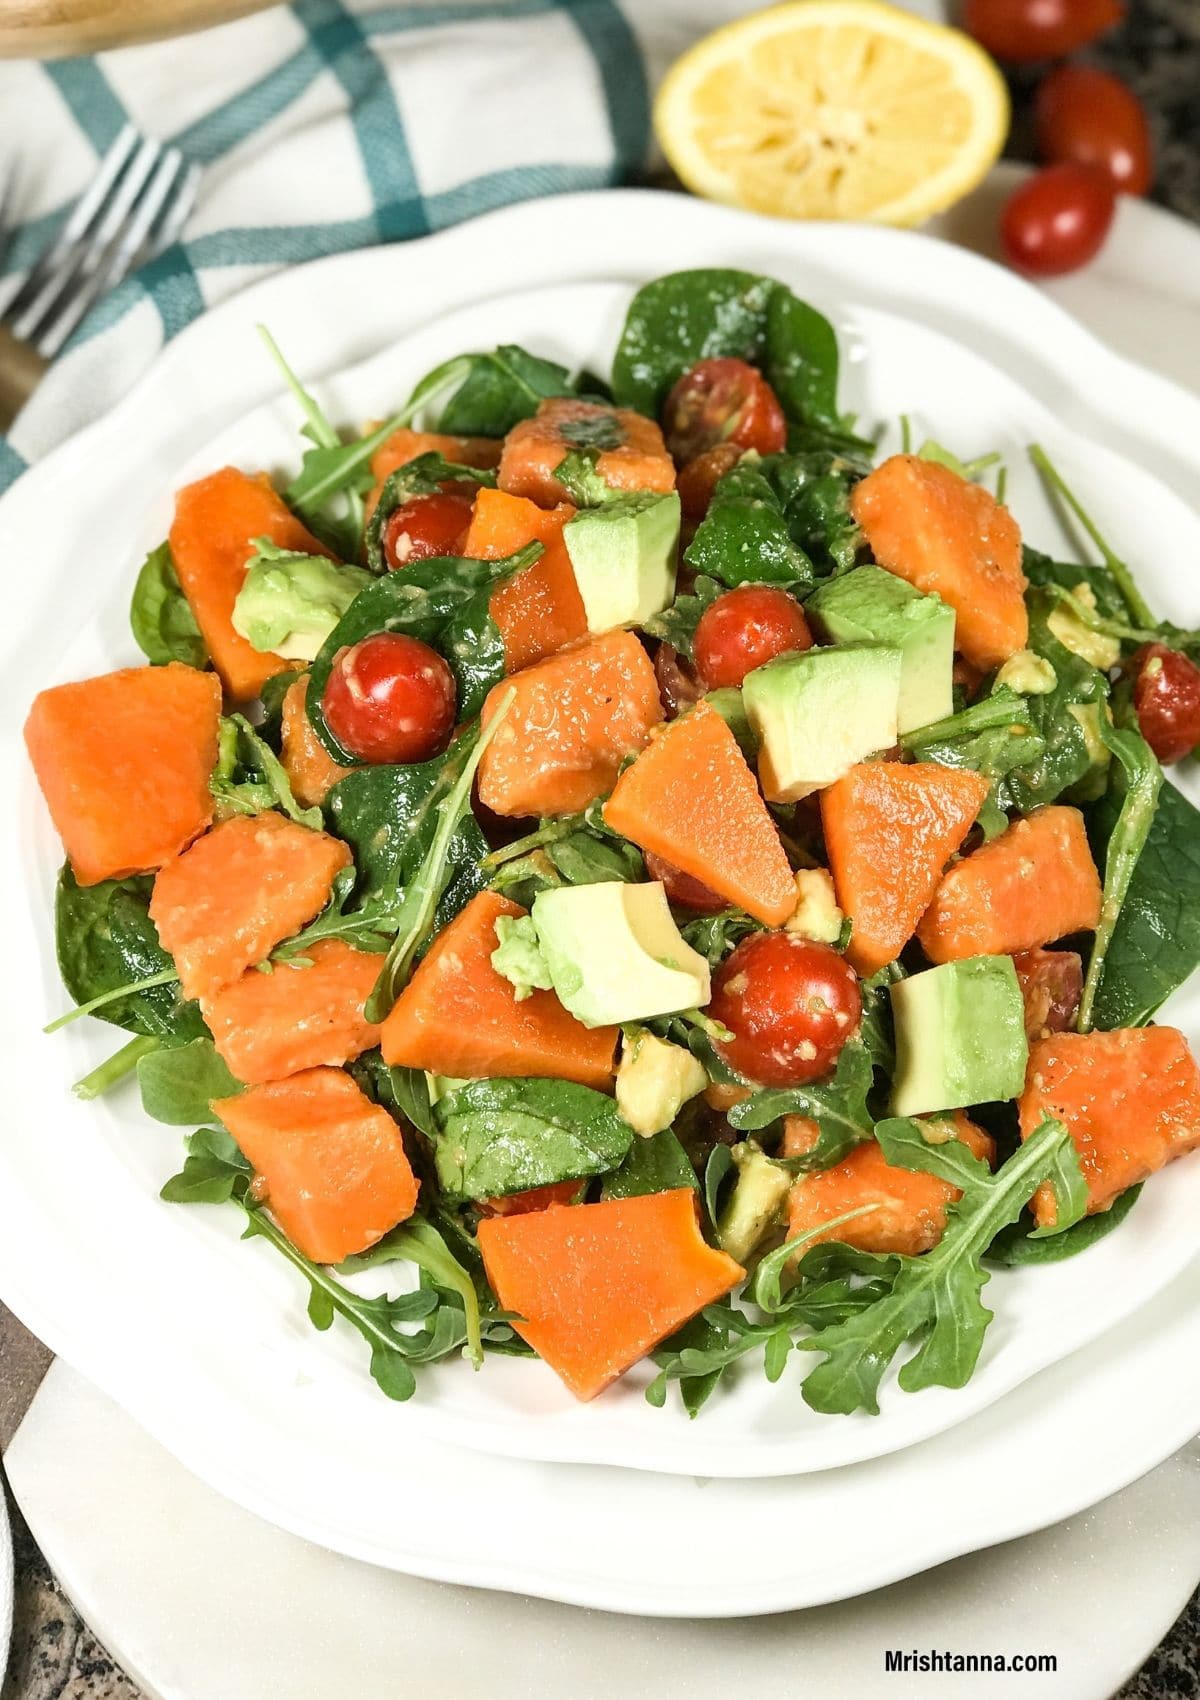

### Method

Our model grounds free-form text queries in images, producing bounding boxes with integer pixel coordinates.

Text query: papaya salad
[25,269,1200,1415]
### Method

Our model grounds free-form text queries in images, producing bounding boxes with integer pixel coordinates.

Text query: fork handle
[0,325,48,433]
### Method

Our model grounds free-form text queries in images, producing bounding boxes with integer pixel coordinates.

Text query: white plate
[0,1481,11,1690]
[1,194,1199,1496]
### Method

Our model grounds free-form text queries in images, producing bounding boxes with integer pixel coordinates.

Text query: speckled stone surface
[2,4,1199,1696]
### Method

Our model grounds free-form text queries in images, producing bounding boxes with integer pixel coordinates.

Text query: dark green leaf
[1078,719,1162,1031]
[728,1041,874,1167]
[416,344,575,437]
[160,1125,250,1204]
[137,1037,242,1126]
[986,1184,1142,1267]
[685,458,815,590]
[210,713,323,830]
[641,574,721,658]
[363,453,496,574]
[54,867,206,1041]
[601,1129,698,1200]
[129,543,207,668]
[430,1077,634,1200]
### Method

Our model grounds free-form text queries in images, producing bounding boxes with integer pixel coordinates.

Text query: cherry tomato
[693,586,813,690]
[662,358,787,465]
[963,0,1122,64]
[1000,164,1116,277]
[1036,65,1152,195]
[382,489,476,569]
[645,849,728,914]
[677,442,743,521]
[708,933,861,1088]
[1129,642,1200,765]
[322,632,457,764]
[1011,948,1083,1039]
[653,643,705,719]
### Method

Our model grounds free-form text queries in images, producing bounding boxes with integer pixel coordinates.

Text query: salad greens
[34,266,1200,1422]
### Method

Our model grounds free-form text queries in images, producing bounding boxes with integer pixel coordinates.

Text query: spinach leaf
[137,1037,241,1125]
[641,574,721,658]
[364,710,505,1022]
[685,457,815,590]
[430,1077,634,1199]
[727,1040,874,1167]
[986,1183,1142,1267]
[769,448,867,576]
[54,867,205,1041]
[797,1118,1081,1413]
[363,453,497,574]
[324,755,488,930]
[210,713,323,829]
[161,1129,476,1398]
[1022,545,1128,622]
[1000,590,1108,813]
[411,344,574,437]
[306,544,539,761]
[129,543,207,668]
[1078,719,1162,1031]
[1090,776,1200,1028]
[601,1129,698,1200]
[256,667,305,749]
[612,270,847,440]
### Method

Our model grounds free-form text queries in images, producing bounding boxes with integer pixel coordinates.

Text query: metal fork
[0,123,201,429]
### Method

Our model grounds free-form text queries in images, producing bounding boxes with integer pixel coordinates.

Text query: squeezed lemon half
[654,0,1010,227]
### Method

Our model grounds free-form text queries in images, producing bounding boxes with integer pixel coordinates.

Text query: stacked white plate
[1,191,1200,1654]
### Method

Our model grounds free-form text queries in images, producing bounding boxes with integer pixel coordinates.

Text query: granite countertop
[2,3,1199,1696]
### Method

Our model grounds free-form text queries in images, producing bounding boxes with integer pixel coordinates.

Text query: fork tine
[15,136,162,345]
[150,161,201,258]
[5,123,138,324]
[37,149,187,359]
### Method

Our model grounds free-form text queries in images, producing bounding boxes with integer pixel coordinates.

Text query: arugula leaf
[129,543,207,668]
[210,713,323,830]
[1029,443,1155,629]
[1089,776,1200,1029]
[641,574,721,658]
[550,447,621,507]
[727,1041,874,1167]
[859,964,902,1074]
[601,1128,698,1201]
[1022,544,1128,622]
[679,909,762,969]
[363,452,497,574]
[54,867,205,1041]
[484,803,643,893]
[797,1117,1081,1414]
[306,544,539,761]
[339,1213,489,1369]
[1078,718,1162,1032]
[364,706,508,1022]
[412,344,575,437]
[915,439,1002,482]
[137,1037,241,1126]
[986,1183,1142,1267]
[162,1130,479,1396]
[685,457,815,590]
[902,686,1046,837]
[430,1077,634,1199]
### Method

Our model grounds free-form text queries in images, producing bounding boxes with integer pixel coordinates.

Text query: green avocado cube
[806,564,954,735]
[742,642,902,802]
[889,956,1028,1117]
[563,492,680,633]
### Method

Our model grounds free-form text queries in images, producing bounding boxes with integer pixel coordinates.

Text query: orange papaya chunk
[1020,1027,1200,1227]
[150,813,350,1002]
[850,454,1027,670]
[499,398,675,509]
[25,662,220,886]
[217,1067,418,1264]
[365,427,502,523]
[464,487,588,673]
[603,701,795,927]
[917,805,1102,964]
[380,890,617,1086]
[281,675,354,808]
[170,467,330,702]
[477,630,662,818]
[787,1112,994,1258]
[204,938,384,1085]
[478,1189,743,1401]
[821,760,990,976]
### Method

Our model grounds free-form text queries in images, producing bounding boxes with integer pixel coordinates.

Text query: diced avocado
[424,1072,469,1104]
[490,913,553,1001]
[530,880,710,1027]
[718,1142,791,1264]
[785,868,843,943]
[995,648,1057,696]
[615,1030,707,1137]
[806,564,954,734]
[1047,583,1121,671]
[742,643,902,803]
[232,543,371,661]
[1066,702,1113,801]
[703,687,757,759]
[563,492,681,633]
[889,955,1028,1116]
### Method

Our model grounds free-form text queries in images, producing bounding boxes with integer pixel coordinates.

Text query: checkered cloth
[0,0,733,496]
